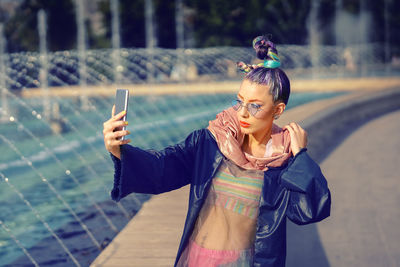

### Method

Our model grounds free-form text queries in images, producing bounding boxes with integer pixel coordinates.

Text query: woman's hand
[103,105,131,159]
[283,122,308,156]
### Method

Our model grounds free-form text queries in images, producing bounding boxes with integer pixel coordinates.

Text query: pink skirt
[177,239,253,267]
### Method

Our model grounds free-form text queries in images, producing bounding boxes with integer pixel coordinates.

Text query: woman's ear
[274,102,286,119]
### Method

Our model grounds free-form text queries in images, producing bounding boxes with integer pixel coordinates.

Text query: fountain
[333,0,374,76]
[0,5,143,266]
[0,24,7,123]
[38,10,50,120]
[173,0,186,81]
[0,86,147,265]
[110,0,122,84]
[307,0,321,78]
[0,171,81,266]
[0,93,122,231]
[0,2,395,266]
[175,0,184,51]
[0,219,39,267]
[145,0,156,82]
[383,0,391,73]
[75,0,90,110]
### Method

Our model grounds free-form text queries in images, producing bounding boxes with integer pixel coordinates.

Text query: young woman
[102,36,331,267]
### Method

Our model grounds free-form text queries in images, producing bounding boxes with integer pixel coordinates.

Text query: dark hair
[253,35,278,61]
[245,68,290,105]
[245,36,290,105]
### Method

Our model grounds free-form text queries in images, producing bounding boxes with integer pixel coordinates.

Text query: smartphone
[114,89,129,140]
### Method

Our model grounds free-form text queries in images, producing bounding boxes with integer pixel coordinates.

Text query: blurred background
[0,0,399,266]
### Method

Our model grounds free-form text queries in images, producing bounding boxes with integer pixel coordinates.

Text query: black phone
[115,89,129,140]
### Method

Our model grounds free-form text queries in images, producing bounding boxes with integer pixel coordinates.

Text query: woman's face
[236,79,285,137]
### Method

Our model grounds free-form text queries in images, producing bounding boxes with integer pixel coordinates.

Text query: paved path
[318,110,400,267]
[21,77,400,98]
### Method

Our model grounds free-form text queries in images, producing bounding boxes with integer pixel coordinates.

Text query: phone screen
[115,89,129,140]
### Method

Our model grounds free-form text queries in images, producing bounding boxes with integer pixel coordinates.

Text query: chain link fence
[1,43,396,91]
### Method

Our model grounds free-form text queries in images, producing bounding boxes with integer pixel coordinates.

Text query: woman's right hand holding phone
[103,105,131,159]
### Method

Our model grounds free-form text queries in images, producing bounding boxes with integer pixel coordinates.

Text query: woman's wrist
[110,147,121,160]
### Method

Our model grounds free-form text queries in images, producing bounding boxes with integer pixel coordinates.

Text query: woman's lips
[239,121,250,128]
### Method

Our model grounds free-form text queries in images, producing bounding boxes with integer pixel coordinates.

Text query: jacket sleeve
[110,130,200,201]
[280,148,331,225]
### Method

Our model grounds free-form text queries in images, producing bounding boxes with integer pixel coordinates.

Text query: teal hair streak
[263,60,281,68]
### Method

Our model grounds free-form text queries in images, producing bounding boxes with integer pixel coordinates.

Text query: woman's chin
[240,126,253,135]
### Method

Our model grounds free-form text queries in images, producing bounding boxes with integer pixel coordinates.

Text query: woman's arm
[281,122,331,224]
[103,105,199,201]
[280,148,331,224]
[110,130,200,201]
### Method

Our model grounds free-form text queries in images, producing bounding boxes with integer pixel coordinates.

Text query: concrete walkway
[318,110,400,267]
[21,77,400,98]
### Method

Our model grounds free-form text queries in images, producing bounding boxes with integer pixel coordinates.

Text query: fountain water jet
[307,0,321,78]
[173,0,186,82]
[334,0,374,76]
[3,88,112,171]
[1,90,131,220]
[0,107,119,233]
[111,0,122,84]
[0,135,102,251]
[0,219,40,267]
[0,172,82,267]
[145,0,156,82]
[359,0,371,76]
[38,10,51,121]
[75,0,90,110]
[175,0,184,50]
[0,24,8,122]
[384,0,391,73]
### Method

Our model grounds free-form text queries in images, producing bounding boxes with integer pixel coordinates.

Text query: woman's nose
[238,104,249,118]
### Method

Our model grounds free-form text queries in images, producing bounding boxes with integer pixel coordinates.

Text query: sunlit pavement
[317,110,400,267]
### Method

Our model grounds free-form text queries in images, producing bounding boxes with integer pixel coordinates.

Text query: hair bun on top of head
[237,34,281,73]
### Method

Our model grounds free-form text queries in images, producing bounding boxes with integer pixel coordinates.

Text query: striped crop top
[208,159,264,219]
[178,139,275,265]
[187,158,265,254]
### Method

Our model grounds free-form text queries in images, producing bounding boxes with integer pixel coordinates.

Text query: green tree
[98,0,176,49]
[185,0,313,47]
[4,0,77,52]
[99,0,146,48]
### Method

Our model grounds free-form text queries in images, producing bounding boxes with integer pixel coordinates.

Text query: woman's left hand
[283,122,308,156]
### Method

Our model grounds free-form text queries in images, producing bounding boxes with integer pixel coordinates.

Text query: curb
[286,87,400,267]
[302,87,400,164]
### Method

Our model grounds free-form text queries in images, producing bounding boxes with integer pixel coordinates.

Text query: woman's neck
[242,128,272,157]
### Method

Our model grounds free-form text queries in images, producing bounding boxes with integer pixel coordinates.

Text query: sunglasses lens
[248,106,257,116]
[232,100,241,110]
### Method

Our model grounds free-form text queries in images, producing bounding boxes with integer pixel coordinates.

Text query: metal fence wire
[1,43,392,91]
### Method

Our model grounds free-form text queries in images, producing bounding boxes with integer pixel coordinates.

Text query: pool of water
[0,90,346,266]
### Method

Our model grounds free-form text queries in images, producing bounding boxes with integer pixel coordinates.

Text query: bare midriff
[191,204,257,250]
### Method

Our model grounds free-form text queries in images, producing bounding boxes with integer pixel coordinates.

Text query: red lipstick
[239,121,250,128]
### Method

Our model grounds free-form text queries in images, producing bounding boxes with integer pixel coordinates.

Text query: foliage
[98,0,176,48]
[0,0,399,55]
[3,0,77,52]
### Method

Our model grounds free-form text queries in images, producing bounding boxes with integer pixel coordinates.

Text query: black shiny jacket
[111,129,331,267]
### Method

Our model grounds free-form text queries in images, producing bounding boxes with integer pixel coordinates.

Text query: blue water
[0,91,346,266]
